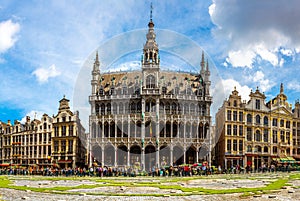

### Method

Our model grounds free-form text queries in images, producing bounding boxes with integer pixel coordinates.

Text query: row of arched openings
[92,144,203,170]
[91,121,209,139]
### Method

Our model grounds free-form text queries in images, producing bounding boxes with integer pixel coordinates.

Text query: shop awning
[0,163,10,167]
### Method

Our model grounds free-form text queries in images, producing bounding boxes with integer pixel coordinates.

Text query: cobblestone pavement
[1,173,300,201]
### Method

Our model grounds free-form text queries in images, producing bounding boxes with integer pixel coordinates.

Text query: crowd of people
[0,163,297,177]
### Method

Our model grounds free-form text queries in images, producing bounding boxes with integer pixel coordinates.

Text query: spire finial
[95,51,99,62]
[280,83,284,93]
[150,2,153,21]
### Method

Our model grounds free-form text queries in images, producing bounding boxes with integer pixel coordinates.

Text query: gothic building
[89,16,212,171]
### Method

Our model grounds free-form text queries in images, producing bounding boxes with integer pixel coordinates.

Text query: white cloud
[222,79,251,101]
[255,44,278,66]
[0,19,20,53]
[20,110,44,123]
[280,48,293,56]
[250,71,275,92]
[32,64,61,83]
[287,81,300,92]
[210,0,300,67]
[226,49,255,68]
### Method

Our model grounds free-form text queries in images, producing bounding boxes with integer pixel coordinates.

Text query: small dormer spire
[206,59,209,71]
[280,83,284,94]
[200,51,205,73]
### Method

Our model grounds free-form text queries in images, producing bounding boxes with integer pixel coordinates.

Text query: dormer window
[110,87,114,95]
[123,87,127,95]
[233,100,237,107]
[99,88,104,96]
[255,99,261,110]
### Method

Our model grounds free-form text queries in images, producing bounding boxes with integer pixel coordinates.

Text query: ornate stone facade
[0,97,87,169]
[89,17,212,171]
[215,84,300,170]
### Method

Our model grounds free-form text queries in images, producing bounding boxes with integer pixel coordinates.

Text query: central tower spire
[142,2,159,67]
[141,2,160,91]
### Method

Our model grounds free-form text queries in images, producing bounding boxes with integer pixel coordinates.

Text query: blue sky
[1,0,300,128]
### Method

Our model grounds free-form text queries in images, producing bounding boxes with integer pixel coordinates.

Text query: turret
[91,51,100,95]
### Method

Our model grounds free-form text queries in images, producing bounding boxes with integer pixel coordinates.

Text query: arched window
[247,145,252,152]
[247,114,252,123]
[130,102,136,113]
[273,146,277,154]
[119,103,123,114]
[107,103,111,114]
[256,115,260,124]
[264,146,268,153]
[99,88,104,95]
[263,116,268,126]
[100,104,105,115]
[95,104,99,115]
[146,75,156,88]
[255,130,261,142]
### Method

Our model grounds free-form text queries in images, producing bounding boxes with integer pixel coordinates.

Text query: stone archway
[145,144,156,172]
[173,145,184,165]
[117,145,128,166]
[186,145,196,164]
[160,145,170,167]
[92,145,102,166]
[130,145,141,168]
[104,144,115,166]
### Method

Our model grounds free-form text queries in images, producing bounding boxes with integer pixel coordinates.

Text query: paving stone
[253,194,261,198]
[288,190,295,193]
[268,195,276,198]
[79,193,86,196]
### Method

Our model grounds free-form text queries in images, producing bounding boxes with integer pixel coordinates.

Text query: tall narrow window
[272,130,278,143]
[227,140,232,153]
[247,114,252,123]
[233,140,237,151]
[263,129,268,142]
[264,116,268,126]
[255,99,261,110]
[247,128,252,141]
[68,140,73,153]
[233,125,237,136]
[233,111,237,121]
[239,125,243,136]
[256,115,261,124]
[227,110,232,121]
[239,140,243,152]
[227,125,232,135]
[239,112,243,122]
[146,75,155,88]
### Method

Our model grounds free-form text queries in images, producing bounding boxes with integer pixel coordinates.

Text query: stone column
[114,146,117,167]
[170,145,173,166]
[156,147,159,168]
[127,148,130,167]
[101,145,104,167]
[183,146,186,164]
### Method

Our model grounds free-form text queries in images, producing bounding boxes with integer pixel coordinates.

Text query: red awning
[0,163,10,167]
[58,160,72,163]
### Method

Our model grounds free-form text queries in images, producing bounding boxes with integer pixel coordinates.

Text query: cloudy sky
[1,0,300,128]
